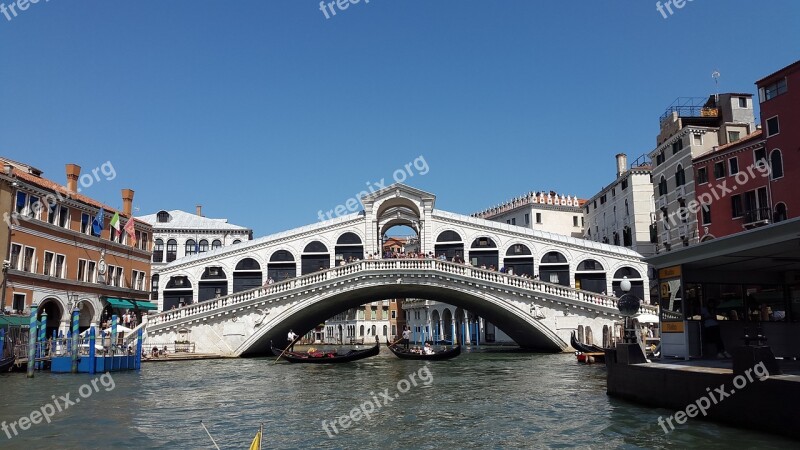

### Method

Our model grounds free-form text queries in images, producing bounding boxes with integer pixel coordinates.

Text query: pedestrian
[701,298,731,358]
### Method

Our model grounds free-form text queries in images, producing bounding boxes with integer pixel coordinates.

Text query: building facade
[402,299,515,345]
[472,191,585,238]
[649,94,756,252]
[584,153,656,257]
[324,300,392,344]
[0,159,154,336]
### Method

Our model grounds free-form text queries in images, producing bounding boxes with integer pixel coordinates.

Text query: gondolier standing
[402,327,411,349]
[287,330,298,351]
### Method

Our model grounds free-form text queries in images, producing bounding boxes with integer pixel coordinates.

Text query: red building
[756,60,800,223]
[691,60,799,240]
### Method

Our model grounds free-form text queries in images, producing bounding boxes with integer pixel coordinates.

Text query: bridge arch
[374,196,422,220]
[539,250,570,286]
[268,249,297,282]
[76,298,98,331]
[199,266,228,302]
[38,297,65,337]
[301,240,331,274]
[469,236,499,269]
[335,232,364,264]
[233,258,262,293]
[503,242,534,276]
[575,259,607,294]
[434,230,464,260]
[163,275,193,310]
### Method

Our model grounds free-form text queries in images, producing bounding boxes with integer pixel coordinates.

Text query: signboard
[658,265,682,280]
[661,321,685,333]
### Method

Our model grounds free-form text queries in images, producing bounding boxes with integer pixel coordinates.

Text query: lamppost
[616,276,641,344]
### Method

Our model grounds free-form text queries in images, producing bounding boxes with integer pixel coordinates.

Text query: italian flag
[110,212,121,232]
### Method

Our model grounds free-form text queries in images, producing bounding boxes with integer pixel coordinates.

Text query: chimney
[66,164,81,193]
[196,205,203,216]
[615,153,628,178]
[121,189,134,217]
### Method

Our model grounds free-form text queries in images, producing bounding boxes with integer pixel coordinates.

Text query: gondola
[570,331,605,364]
[270,340,380,364]
[0,355,15,373]
[385,339,461,360]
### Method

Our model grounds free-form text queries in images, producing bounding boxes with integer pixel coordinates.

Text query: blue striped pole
[135,327,143,371]
[37,313,47,370]
[452,320,457,345]
[0,329,5,360]
[71,309,79,373]
[111,315,118,371]
[26,306,38,378]
[88,326,96,375]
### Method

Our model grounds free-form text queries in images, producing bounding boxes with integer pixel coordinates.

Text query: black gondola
[570,331,604,353]
[0,355,15,373]
[271,339,380,364]
[385,339,461,360]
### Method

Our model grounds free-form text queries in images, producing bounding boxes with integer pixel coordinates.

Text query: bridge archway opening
[234,258,262,293]
[37,297,63,337]
[242,283,565,356]
[442,308,453,341]
[335,232,364,264]
[77,299,95,331]
[575,259,606,294]
[268,250,297,282]
[163,276,193,310]
[504,243,534,276]
[540,251,570,286]
[199,266,228,302]
[612,267,645,299]
[301,241,330,274]
[434,230,464,261]
[470,237,498,269]
[430,309,441,342]
[381,223,419,257]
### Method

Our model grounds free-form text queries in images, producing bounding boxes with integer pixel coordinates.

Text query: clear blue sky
[1,0,798,236]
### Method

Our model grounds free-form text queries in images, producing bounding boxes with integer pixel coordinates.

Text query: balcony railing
[743,207,771,226]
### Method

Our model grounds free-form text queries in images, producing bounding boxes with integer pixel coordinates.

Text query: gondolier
[287,330,298,351]
[402,327,411,349]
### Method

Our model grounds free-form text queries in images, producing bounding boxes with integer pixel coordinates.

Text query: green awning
[131,301,157,311]
[0,315,30,327]
[105,297,158,311]
[105,297,134,309]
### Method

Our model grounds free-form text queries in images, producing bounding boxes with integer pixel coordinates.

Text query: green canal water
[0,350,796,449]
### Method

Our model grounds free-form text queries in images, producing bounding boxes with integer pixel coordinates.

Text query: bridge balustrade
[148,257,655,328]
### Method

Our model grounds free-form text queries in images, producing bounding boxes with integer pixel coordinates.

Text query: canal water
[0,349,795,449]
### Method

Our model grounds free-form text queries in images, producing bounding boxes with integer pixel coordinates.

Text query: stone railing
[148,258,656,328]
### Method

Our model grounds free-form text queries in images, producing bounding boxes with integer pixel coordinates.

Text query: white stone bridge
[145,184,652,356]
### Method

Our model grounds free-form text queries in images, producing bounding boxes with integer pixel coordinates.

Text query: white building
[584,153,656,258]
[402,299,515,345]
[649,94,755,251]
[473,191,585,238]
[324,300,391,344]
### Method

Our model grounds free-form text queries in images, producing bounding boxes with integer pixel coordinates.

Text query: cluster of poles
[408,321,481,346]
[22,304,143,378]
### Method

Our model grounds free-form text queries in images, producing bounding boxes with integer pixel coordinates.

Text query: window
[728,131,741,143]
[81,213,91,234]
[133,270,146,290]
[391,310,397,319]
[157,211,170,223]
[524,213,530,225]
[770,149,784,179]
[55,254,65,278]
[58,206,69,228]
[232,239,242,245]
[47,203,58,225]
[713,161,726,179]
[612,187,616,197]
[754,148,767,166]
[693,134,703,146]
[12,293,25,313]
[729,158,739,175]
[110,227,119,243]
[623,227,632,247]
[15,192,26,215]
[22,247,35,272]
[10,243,21,270]
[701,205,712,225]
[656,151,665,166]
[671,139,683,155]
[27,195,40,219]
[78,259,87,282]
[621,179,628,190]
[198,239,209,253]
[535,213,542,224]
[140,232,149,251]
[87,261,96,283]
[43,251,54,276]
[166,239,178,262]
[738,97,748,108]
[600,194,607,204]
[106,265,116,285]
[511,218,516,226]
[658,177,668,196]
[731,195,744,218]
[766,116,780,137]
[371,307,377,320]
[153,239,164,263]
[573,216,579,227]
[212,239,222,250]
[760,78,788,101]
[506,220,510,224]
[675,165,685,186]
[697,167,708,184]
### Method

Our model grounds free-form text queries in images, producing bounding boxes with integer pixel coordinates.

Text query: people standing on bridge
[402,327,411,349]
[287,330,298,351]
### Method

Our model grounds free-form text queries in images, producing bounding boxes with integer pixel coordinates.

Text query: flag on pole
[92,207,105,236]
[124,218,137,246]
[110,212,121,232]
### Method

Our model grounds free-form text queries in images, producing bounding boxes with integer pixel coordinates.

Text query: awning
[0,315,30,328]
[104,298,157,311]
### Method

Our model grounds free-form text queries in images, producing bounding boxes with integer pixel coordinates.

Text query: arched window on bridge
[612,267,645,300]
[268,250,296,281]
[470,237,498,269]
[233,258,262,293]
[198,266,228,302]
[539,251,570,287]
[163,276,193,310]
[301,241,330,275]
[504,243,534,276]
[575,259,606,294]
[434,230,464,261]
[335,232,364,264]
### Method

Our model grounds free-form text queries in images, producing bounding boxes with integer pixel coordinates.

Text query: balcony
[743,207,771,228]
[657,197,668,210]
[677,185,687,199]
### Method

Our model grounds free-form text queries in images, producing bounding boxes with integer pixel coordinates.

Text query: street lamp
[616,276,641,344]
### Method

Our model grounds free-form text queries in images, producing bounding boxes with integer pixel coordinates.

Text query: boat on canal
[385,339,461,360]
[271,339,380,364]
[0,355,15,373]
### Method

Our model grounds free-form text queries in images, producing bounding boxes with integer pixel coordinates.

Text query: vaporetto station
[145,184,653,356]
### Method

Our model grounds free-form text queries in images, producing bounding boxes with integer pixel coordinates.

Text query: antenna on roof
[712,70,721,102]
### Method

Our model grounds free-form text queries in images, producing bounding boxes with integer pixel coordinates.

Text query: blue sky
[1,0,798,237]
